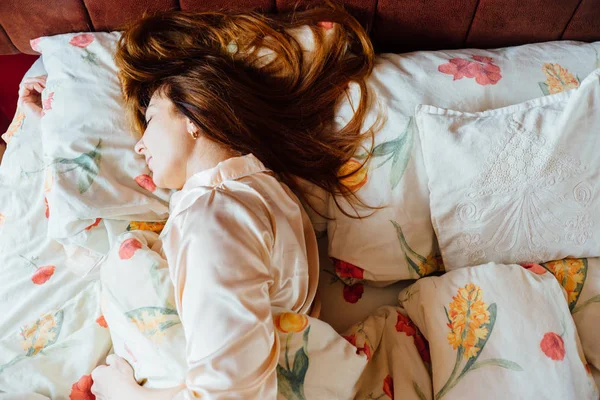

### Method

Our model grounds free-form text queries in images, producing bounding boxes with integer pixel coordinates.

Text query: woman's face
[134,92,196,190]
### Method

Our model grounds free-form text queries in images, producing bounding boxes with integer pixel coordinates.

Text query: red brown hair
[115,2,381,217]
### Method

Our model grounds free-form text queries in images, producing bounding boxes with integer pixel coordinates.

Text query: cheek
[147,126,191,189]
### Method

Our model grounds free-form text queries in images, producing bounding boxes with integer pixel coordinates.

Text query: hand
[91,354,144,400]
[17,75,47,121]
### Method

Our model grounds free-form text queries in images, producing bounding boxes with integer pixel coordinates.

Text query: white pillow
[34,32,171,263]
[416,68,600,270]
[325,40,600,283]
[399,262,598,399]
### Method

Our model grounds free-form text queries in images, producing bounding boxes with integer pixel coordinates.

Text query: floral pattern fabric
[399,263,598,399]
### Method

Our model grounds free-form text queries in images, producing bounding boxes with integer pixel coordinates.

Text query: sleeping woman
[83,4,377,398]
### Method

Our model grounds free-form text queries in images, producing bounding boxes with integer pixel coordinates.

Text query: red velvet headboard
[1,0,599,55]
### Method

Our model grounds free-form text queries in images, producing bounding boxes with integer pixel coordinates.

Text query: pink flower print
[317,21,334,30]
[438,58,477,81]
[135,174,157,192]
[42,92,54,116]
[521,263,547,275]
[30,38,42,53]
[69,34,94,49]
[438,55,502,86]
[471,55,494,64]
[32,265,56,285]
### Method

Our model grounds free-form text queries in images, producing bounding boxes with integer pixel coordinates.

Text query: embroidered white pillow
[324,41,600,283]
[416,68,600,270]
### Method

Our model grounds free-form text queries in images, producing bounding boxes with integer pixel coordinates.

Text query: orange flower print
[0,213,5,228]
[118,238,143,260]
[44,197,50,219]
[20,255,55,285]
[542,258,587,310]
[338,159,368,193]
[69,34,94,49]
[333,259,364,280]
[85,218,102,231]
[32,265,56,285]
[521,263,547,275]
[30,37,42,53]
[41,92,54,116]
[383,374,394,398]
[2,110,25,144]
[135,174,157,192]
[69,374,96,400]
[539,63,579,95]
[96,315,108,328]
[540,332,565,361]
[343,283,364,304]
[274,312,308,333]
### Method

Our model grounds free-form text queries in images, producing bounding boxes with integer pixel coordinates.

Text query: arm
[92,190,277,399]
[168,190,278,399]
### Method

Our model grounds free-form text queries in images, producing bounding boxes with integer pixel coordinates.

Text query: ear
[186,118,198,135]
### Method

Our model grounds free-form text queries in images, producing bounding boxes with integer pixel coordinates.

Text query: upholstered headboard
[0,0,599,55]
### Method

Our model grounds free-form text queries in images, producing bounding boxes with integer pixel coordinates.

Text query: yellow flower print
[126,307,180,343]
[19,310,63,357]
[338,159,368,193]
[437,284,521,399]
[542,258,587,310]
[539,63,580,95]
[446,283,490,359]
[275,312,309,333]
[126,221,166,234]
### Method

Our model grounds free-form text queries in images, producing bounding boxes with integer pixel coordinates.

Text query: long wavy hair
[115,2,381,217]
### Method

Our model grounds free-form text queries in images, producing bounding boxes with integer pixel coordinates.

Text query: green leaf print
[54,138,102,194]
[125,306,180,341]
[572,295,600,314]
[0,309,65,374]
[470,358,524,372]
[436,287,522,400]
[391,220,439,278]
[277,326,311,400]
[149,263,175,309]
[355,117,414,190]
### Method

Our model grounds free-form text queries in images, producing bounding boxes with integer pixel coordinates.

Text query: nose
[134,137,145,155]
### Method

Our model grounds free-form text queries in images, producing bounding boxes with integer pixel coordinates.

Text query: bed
[1,1,600,399]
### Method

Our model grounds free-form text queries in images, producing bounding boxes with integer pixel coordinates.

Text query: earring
[189,130,198,139]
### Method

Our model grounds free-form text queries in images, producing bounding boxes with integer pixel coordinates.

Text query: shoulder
[175,187,275,251]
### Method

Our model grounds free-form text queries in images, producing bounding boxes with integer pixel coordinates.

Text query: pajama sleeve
[164,189,279,399]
